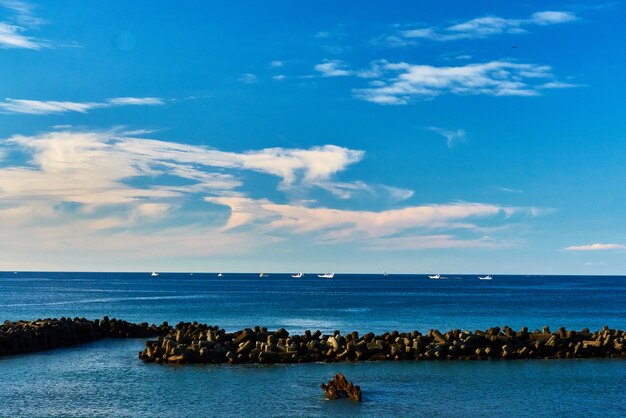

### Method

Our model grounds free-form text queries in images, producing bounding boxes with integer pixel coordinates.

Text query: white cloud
[0,129,365,209]
[401,10,577,42]
[0,1,49,49]
[0,128,429,266]
[272,75,286,81]
[366,235,504,250]
[107,97,164,106]
[0,21,40,48]
[0,97,165,115]
[428,127,466,148]
[239,73,258,84]
[314,59,352,77]
[0,128,549,268]
[531,11,577,25]
[352,60,572,105]
[496,186,523,194]
[380,185,414,202]
[563,243,626,251]
[206,196,538,249]
[270,60,284,68]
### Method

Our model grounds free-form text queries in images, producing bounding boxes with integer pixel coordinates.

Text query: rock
[320,373,362,401]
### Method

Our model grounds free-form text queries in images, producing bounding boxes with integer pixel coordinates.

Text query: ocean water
[1,272,625,417]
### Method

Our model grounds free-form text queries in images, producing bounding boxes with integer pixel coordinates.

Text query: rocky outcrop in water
[0,317,170,356]
[139,323,626,364]
[321,373,362,401]
[2,318,625,362]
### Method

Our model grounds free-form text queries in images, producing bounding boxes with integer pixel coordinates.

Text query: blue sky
[1,1,625,273]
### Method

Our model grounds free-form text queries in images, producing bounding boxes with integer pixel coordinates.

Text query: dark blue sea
[1,272,625,417]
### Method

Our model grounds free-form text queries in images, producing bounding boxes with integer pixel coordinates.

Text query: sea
[0,272,625,417]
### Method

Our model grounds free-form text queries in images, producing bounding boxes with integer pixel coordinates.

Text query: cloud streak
[563,243,626,251]
[0,129,365,208]
[206,196,540,249]
[0,97,166,115]
[0,1,49,49]
[0,128,544,267]
[314,59,352,77]
[352,60,573,105]
[0,129,373,264]
[401,10,577,42]
[428,127,466,148]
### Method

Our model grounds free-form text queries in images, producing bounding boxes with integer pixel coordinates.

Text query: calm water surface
[1,272,625,417]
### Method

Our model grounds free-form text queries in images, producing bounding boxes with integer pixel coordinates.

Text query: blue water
[1,272,625,417]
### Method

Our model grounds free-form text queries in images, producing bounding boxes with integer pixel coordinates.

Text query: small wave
[280,318,341,330]
[339,307,371,313]
[0,294,209,308]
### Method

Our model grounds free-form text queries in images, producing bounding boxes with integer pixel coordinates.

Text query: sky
[0,1,625,273]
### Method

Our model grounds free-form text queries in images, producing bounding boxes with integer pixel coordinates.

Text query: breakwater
[2,318,625,362]
[139,323,626,364]
[0,317,170,356]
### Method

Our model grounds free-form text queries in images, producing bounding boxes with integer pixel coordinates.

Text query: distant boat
[479,275,493,280]
[428,274,441,279]
[291,272,304,278]
[151,272,159,277]
[318,273,334,279]
[259,272,268,278]
[383,272,389,277]
[217,273,223,277]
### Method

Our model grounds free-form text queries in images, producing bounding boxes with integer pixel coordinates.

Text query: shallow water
[1,272,625,417]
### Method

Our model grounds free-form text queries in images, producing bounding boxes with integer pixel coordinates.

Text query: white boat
[151,272,159,277]
[318,273,334,279]
[428,274,441,279]
[479,275,493,280]
[291,272,304,278]
[259,272,268,278]
[217,273,223,277]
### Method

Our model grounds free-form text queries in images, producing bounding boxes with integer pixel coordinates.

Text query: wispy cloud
[269,60,284,68]
[496,186,523,194]
[314,59,352,77]
[238,73,258,84]
[0,128,544,267]
[0,97,166,115]
[206,196,540,249]
[0,129,365,208]
[0,0,50,49]
[351,60,573,105]
[563,243,626,251]
[380,185,414,202]
[428,127,466,148]
[401,10,577,42]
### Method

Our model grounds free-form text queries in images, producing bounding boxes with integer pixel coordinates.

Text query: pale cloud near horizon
[401,10,577,42]
[0,97,166,115]
[0,128,542,265]
[563,243,626,251]
[206,196,541,249]
[0,129,367,264]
